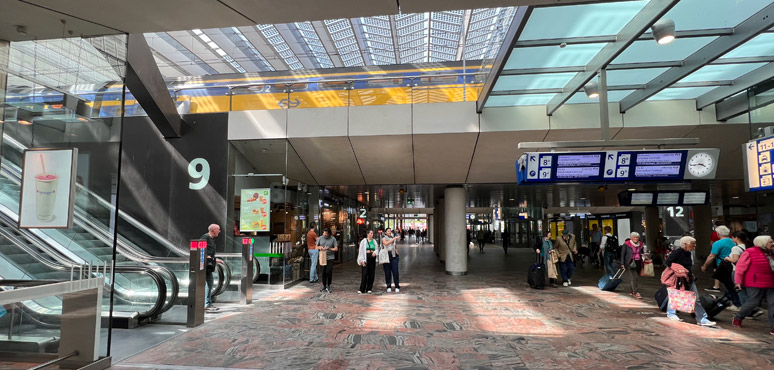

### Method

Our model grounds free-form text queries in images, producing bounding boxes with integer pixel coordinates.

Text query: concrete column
[437,197,445,262]
[428,214,434,244]
[693,205,713,259]
[444,186,467,275]
[644,207,660,252]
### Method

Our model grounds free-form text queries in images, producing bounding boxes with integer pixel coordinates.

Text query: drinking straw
[39,154,46,174]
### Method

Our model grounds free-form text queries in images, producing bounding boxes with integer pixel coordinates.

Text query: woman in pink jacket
[732,235,774,335]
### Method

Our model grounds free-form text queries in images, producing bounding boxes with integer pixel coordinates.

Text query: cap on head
[561,229,569,236]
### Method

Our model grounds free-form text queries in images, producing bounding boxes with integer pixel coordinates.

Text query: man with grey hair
[702,225,741,309]
[201,223,221,312]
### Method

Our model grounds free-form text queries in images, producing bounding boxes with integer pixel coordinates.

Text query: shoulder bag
[377,246,390,265]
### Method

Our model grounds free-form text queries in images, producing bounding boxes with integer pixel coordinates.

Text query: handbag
[667,287,696,313]
[318,249,327,266]
[377,247,390,265]
[547,257,558,279]
[640,260,654,277]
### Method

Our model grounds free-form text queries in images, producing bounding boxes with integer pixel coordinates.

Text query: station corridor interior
[96,241,774,370]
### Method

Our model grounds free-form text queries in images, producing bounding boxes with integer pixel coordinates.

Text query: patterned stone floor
[109,242,773,370]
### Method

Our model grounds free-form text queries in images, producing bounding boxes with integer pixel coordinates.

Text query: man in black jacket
[201,224,221,312]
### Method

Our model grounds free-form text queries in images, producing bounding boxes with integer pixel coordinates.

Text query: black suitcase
[700,294,731,319]
[528,253,546,290]
[655,285,669,312]
[598,266,625,292]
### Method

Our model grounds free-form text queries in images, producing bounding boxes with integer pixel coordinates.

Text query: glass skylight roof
[138,7,515,77]
[482,0,774,112]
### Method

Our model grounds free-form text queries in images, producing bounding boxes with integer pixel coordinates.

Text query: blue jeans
[384,254,400,289]
[309,249,319,282]
[603,252,616,276]
[205,271,213,307]
[666,283,709,323]
[559,257,574,283]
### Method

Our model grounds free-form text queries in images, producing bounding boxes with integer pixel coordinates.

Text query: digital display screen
[682,192,707,204]
[634,165,681,177]
[631,193,654,205]
[557,154,601,167]
[556,167,600,179]
[636,153,682,165]
[656,193,680,205]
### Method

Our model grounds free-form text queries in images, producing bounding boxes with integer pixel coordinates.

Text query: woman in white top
[357,230,378,294]
[382,228,401,293]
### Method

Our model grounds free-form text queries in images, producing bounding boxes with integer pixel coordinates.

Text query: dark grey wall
[120,113,228,250]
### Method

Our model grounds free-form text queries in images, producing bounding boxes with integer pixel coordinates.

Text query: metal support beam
[126,33,185,138]
[599,69,609,141]
[490,80,733,96]
[715,93,750,121]
[546,0,678,116]
[515,28,735,48]
[476,6,533,113]
[500,56,774,76]
[696,62,774,109]
[620,3,774,113]
[517,138,700,149]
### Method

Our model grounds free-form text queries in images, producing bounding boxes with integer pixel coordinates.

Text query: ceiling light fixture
[583,81,599,99]
[651,18,675,45]
[628,188,636,191]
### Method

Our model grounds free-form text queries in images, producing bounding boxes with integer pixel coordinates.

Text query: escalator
[0,218,170,352]
[0,134,233,305]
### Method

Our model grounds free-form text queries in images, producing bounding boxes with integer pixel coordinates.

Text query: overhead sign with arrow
[744,136,774,192]
[516,148,720,184]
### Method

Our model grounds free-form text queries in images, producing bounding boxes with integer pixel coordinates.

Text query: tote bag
[667,287,696,313]
[377,248,390,265]
[640,260,655,277]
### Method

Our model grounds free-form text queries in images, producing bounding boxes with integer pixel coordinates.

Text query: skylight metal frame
[192,29,246,73]
[256,24,304,70]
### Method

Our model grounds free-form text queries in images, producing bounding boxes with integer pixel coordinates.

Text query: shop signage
[240,188,270,232]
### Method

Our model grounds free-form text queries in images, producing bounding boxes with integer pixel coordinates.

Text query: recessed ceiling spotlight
[628,188,636,191]
[583,81,599,99]
[651,18,675,45]
[732,196,740,199]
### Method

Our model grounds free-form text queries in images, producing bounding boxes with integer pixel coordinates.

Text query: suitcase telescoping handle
[612,265,626,280]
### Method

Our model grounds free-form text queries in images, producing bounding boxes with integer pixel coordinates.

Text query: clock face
[688,152,714,177]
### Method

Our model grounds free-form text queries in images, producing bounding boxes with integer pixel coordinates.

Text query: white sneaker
[387,287,392,292]
[667,315,683,322]
[727,305,740,312]
[699,320,717,327]
[562,282,569,287]
[367,290,372,294]
[357,291,362,294]
[568,279,572,286]
[395,288,400,293]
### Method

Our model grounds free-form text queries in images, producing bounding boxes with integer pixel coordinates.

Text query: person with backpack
[599,226,618,276]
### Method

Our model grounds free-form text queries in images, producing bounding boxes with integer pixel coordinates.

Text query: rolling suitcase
[528,253,546,290]
[700,294,731,319]
[598,266,625,291]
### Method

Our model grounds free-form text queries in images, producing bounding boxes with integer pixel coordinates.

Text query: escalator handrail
[212,258,231,297]
[0,218,169,319]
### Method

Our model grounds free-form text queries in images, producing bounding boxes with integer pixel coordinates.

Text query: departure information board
[744,136,774,192]
[517,149,719,184]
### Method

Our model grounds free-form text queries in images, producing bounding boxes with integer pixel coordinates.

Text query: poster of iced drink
[19,148,78,229]
[240,188,270,232]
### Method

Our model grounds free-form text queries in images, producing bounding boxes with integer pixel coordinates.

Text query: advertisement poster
[240,188,270,232]
[19,149,78,229]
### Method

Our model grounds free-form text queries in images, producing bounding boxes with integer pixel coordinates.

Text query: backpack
[605,235,621,257]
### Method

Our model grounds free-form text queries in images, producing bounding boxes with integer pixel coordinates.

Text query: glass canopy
[484,0,774,111]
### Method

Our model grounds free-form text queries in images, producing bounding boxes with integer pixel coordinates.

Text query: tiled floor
[110,242,773,370]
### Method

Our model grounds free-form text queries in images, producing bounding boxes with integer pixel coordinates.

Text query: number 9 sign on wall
[240,189,270,232]
[19,149,78,229]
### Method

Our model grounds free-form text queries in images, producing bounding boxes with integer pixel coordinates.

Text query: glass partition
[1,34,128,361]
